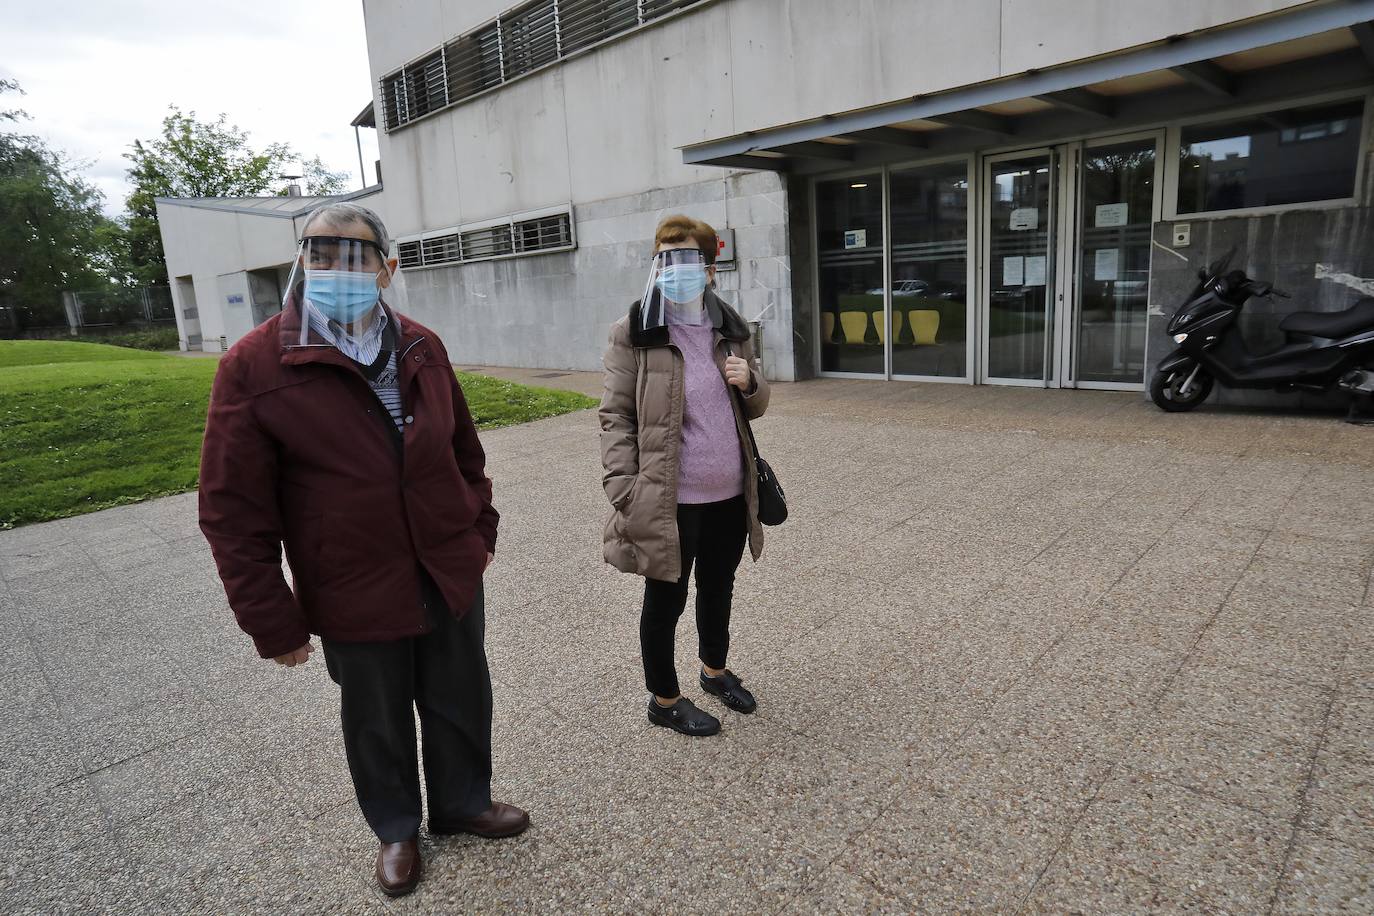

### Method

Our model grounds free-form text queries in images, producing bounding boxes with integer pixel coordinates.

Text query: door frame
[1059,128,1166,391]
[811,159,977,383]
[977,146,1060,387]
[887,154,978,384]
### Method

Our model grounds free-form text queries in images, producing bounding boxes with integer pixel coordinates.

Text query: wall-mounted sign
[1095,203,1128,227]
[715,228,736,271]
[843,229,868,249]
[1009,208,1039,231]
[226,294,245,305]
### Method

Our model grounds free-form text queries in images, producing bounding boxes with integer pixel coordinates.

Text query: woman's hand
[724,355,753,390]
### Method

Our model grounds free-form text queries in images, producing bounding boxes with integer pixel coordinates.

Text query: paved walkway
[2,378,1372,914]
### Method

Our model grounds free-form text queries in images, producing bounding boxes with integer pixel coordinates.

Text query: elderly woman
[198,203,527,897]
[599,215,771,737]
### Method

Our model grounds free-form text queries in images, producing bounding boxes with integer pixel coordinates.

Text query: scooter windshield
[1184,248,1236,303]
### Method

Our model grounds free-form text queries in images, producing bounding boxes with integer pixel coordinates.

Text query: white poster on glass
[1024,256,1047,287]
[843,229,867,250]
[1009,208,1039,231]
[1002,256,1024,285]
[1094,248,1120,281]
[1095,203,1129,227]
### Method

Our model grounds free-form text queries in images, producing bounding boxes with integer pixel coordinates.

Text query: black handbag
[732,387,788,527]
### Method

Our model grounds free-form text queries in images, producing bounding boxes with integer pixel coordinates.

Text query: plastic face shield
[282,235,396,346]
[641,248,710,330]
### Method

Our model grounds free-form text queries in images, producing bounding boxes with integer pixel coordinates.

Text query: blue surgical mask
[305,269,381,324]
[655,264,708,304]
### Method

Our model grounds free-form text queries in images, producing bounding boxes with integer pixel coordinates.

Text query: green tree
[124,107,349,286]
[0,80,114,333]
[299,155,350,196]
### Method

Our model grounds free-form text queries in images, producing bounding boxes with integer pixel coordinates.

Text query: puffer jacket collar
[627,288,750,349]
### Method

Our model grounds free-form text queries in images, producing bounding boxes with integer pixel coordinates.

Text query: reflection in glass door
[983,152,1055,383]
[890,162,969,378]
[816,175,886,375]
[1072,136,1159,386]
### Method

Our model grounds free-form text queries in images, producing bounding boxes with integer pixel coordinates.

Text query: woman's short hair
[654,215,719,266]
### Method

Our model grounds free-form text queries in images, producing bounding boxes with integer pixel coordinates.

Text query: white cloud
[0,0,381,216]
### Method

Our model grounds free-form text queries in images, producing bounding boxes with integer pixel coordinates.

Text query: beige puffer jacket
[599,291,770,582]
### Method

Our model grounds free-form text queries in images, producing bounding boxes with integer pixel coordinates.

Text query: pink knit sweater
[668,322,744,504]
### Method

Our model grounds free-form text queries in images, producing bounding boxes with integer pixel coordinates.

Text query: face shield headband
[640,248,710,330]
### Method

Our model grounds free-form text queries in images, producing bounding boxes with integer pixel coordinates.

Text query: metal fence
[0,286,176,337]
[69,286,176,328]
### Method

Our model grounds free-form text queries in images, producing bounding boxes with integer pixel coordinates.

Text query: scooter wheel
[1150,366,1214,412]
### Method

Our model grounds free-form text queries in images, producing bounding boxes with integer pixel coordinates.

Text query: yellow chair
[822,312,836,342]
[839,312,869,344]
[872,310,904,345]
[909,309,940,345]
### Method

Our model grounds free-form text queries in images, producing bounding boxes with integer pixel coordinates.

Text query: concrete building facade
[157,188,386,353]
[162,0,1374,405]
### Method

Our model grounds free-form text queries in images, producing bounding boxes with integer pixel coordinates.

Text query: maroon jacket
[198,298,497,658]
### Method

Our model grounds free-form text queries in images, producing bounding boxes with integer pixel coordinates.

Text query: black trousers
[321,575,492,843]
[640,495,748,698]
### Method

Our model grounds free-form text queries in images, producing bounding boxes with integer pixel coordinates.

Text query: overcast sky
[0,0,381,216]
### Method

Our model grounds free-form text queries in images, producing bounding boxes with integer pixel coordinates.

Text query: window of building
[380,0,711,131]
[1175,98,1365,214]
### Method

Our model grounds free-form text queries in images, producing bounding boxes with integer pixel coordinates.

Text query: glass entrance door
[1069,134,1161,388]
[981,151,1057,384]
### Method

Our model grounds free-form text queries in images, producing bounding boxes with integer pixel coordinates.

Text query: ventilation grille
[379,0,710,131]
[399,211,574,270]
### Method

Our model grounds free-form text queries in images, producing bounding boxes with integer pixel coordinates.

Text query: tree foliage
[0,80,115,332]
[123,107,348,286]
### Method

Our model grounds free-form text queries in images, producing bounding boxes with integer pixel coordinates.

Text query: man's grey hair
[301,202,390,254]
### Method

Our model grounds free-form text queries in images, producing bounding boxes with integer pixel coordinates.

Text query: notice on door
[1024,255,1047,287]
[843,229,867,250]
[1002,256,1024,286]
[1009,208,1039,231]
[1094,248,1120,281]
[1095,203,1129,227]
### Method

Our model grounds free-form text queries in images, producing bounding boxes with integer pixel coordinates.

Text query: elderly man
[198,202,527,897]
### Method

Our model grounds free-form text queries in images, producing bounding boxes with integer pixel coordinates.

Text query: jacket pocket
[606,473,638,511]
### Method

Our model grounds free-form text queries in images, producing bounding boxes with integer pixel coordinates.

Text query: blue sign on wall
[226,294,244,305]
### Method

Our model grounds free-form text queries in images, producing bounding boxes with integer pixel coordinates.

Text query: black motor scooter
[1150,250,1374,423]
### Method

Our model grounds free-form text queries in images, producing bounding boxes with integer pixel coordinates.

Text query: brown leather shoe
[375,837,421,897]
[431,802,530,839]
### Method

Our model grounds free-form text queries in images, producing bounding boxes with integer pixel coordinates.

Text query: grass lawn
[0,340,595,528]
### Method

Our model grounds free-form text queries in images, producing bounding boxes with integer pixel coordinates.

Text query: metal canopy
[351,102,377,129]
[681,0,1374,173]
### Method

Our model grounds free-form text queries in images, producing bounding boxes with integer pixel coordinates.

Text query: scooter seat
[1279,298,1374,339]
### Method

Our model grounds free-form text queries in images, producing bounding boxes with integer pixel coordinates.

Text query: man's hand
[484,552,494,571]
[724,355,752,390]
[273,641,314,667]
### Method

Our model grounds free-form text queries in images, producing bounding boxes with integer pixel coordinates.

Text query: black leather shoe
[700,669,757,714]
[647,697,721,736]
